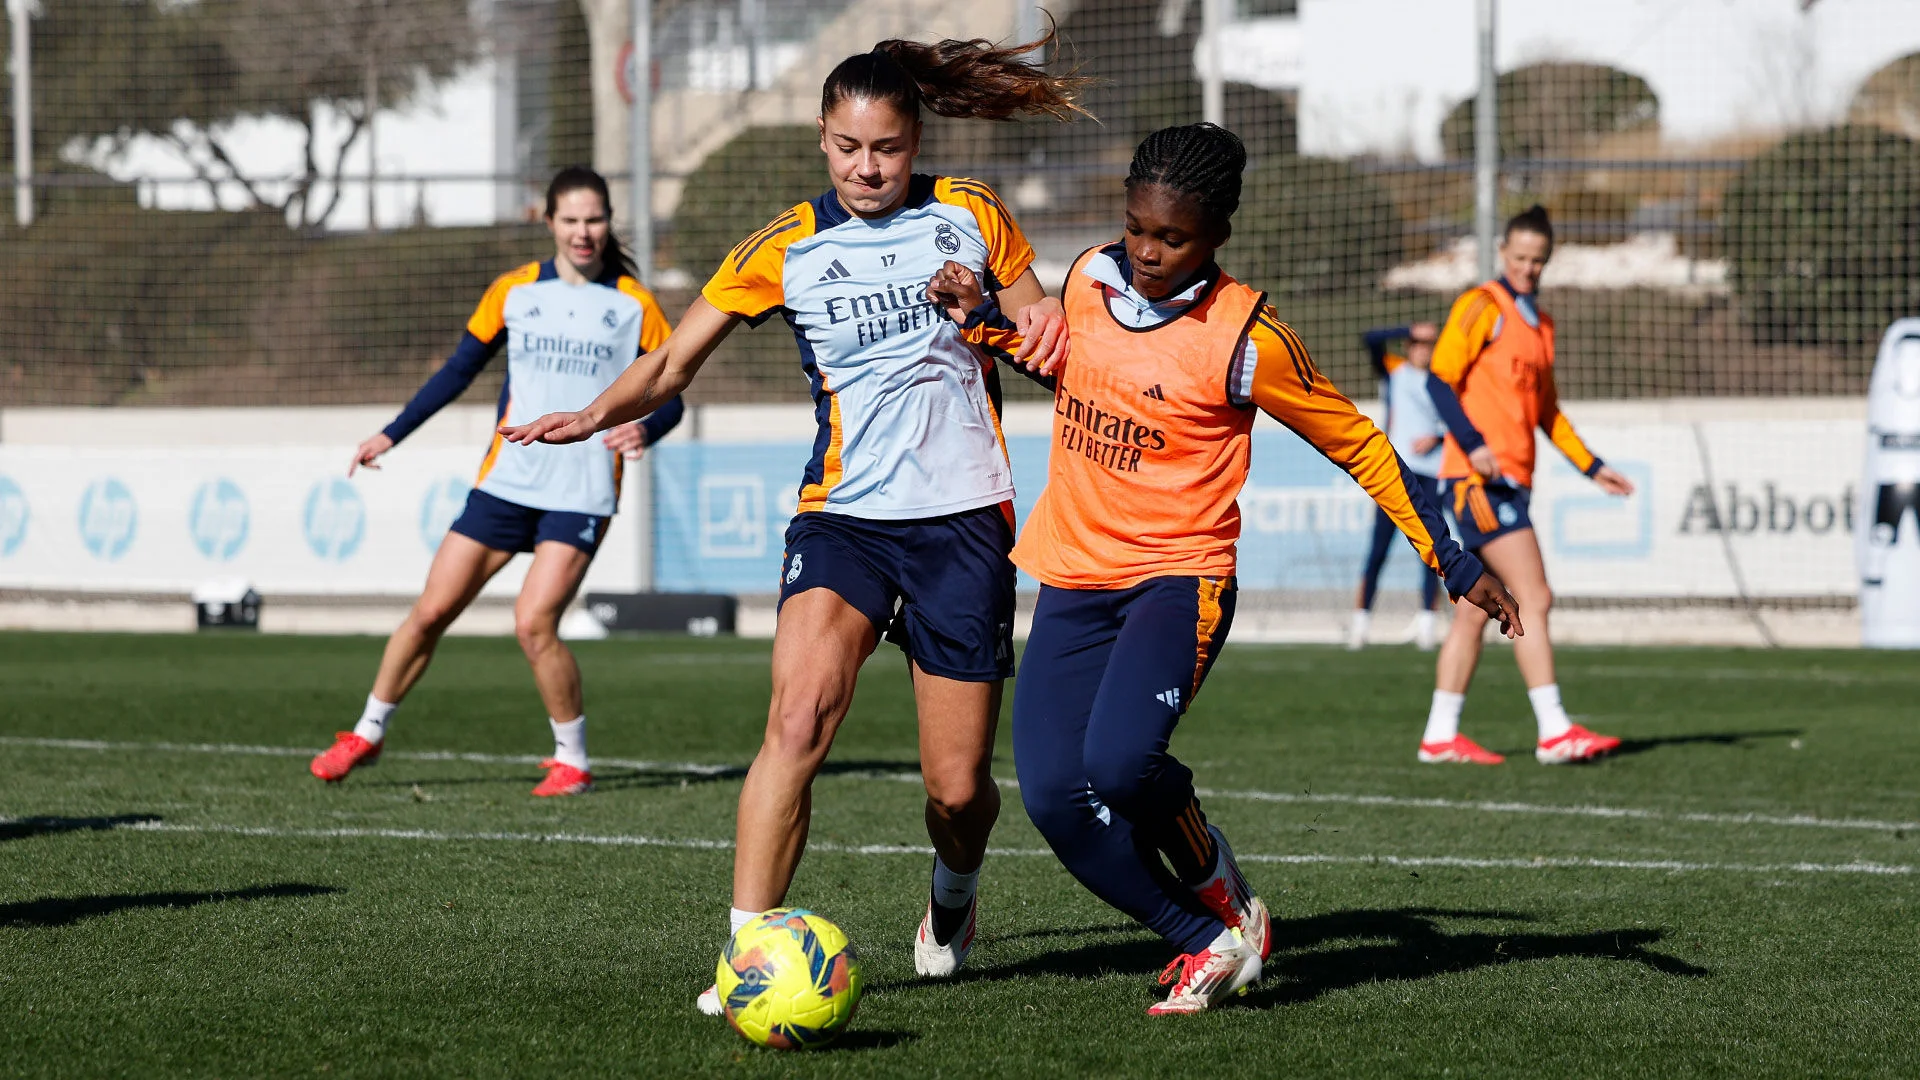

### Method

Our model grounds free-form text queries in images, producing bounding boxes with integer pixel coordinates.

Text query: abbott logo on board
[78,478,138,561]
[304,479,366,561]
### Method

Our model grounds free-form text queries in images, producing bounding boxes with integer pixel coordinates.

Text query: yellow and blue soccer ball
[716,907,863,1050]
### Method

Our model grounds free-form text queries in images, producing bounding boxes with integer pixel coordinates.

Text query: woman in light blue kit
[1346,322,1491,650]
[310,167,682,798]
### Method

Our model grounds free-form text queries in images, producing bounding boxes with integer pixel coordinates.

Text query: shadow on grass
[0,814,161,842]
[882,908,1706,1005]
[1605,728,1803,760]
[353,758,924,793]
[1252,907,1708,1006]
[1,883,342,929]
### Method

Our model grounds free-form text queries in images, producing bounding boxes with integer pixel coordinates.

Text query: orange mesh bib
[1012,250,1263,589]
[1440,281,1557,487]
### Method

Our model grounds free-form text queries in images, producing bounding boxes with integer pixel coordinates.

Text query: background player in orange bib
[501,34,1080,1014]
[1419,205,1638,766]
[932,124,1520,1015]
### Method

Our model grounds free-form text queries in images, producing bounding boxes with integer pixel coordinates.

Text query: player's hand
[1413,435,1442,456]
[926,260,986,325]
[1593,465,1635,496]
[602,421,649,459]
[348,433,394,477]
[1462,572,1523,639]
[1468,445,1499,480]
[499,411,598,446]
[1014,295,1068,377]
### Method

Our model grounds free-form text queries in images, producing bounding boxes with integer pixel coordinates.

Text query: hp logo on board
[418,476,470,552]
[304,478,366,561]
[0,476,27,557]
[189,479,250,561]
[78,478,138,561]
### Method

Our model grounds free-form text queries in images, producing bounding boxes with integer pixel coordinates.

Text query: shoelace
[1157,951,1211,989]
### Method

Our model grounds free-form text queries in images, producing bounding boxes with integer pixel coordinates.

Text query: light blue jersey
[1385,361,1448,478]
[703,175,1036,520]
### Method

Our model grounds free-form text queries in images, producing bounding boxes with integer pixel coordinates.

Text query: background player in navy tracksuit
[1347,323,1490,650]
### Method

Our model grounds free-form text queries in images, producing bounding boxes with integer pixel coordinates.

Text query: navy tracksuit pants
[1012,575,1236,956]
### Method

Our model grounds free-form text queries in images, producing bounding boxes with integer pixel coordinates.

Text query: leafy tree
[1722,124,1920,347]
[1235,155,1403,298]
[1442,62,1658,160]
[670,125,824,276]
[8,0,476,227]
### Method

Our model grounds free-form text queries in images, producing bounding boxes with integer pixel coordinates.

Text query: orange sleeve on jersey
[937,177,1036,289]
[466,262,542,343]
[1382,352,1408,375]
[616,277,675,353]
[701,203,814,320]
[1246,313,1448,580]
[1429,287,1499,387]
[1537,364,1599,473]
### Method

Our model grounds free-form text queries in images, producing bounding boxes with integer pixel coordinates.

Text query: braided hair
[1125,123,1248,230]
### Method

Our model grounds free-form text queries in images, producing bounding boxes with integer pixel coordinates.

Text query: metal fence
[4,0,1920,407]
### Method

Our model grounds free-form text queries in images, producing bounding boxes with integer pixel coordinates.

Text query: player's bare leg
[700,589,875,1016]
[1429,529,1617,764]
[733,588,877,909]
[376,533,515,703]
[910,666,1001,976]
[313,533,512,781]
[517,540,596,795]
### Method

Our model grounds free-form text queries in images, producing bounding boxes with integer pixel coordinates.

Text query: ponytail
[821,25,1090,123]
[544,165,638,282]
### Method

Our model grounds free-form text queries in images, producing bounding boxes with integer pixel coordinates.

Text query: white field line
[8,734,1917,835]
[21,818,1904,877]
[0,735,743,777]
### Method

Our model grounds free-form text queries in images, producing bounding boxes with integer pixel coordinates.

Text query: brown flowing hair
[820,25,1091,123]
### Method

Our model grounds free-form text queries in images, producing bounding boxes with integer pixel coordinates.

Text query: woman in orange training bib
[932,124,1520,1016]
[1417,205,1638,767]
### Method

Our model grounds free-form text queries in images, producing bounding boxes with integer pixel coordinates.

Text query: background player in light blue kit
[1347,322,1492,651]
[310,167,682,797]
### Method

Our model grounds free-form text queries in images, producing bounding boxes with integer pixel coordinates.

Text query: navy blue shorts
[448,488,608,556]
[777,505,1016,682]
[1444,477,1532,551]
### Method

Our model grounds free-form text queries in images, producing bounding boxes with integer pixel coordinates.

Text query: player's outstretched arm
[929,261,1068,378]
[1538,367,1635,496]
[499,299,739,446]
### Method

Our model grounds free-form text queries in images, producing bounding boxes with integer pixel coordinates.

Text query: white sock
[352,694,397,744]
[1423,690,1464,745]
[1207,924,1240,954]
[930,856,979,910]
[729,906,758,938]
[1529,683,1572,742]
[1347,609,1371,648]
[1414,611,1437,637]
[549,715,588,770]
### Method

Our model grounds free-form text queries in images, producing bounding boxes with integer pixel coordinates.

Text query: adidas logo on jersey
[817,259,852,282]
[1142,384,1166,400]
[1155,688,1182,710]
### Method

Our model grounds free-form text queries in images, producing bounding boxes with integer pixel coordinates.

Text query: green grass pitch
[2,630,1917,1078]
